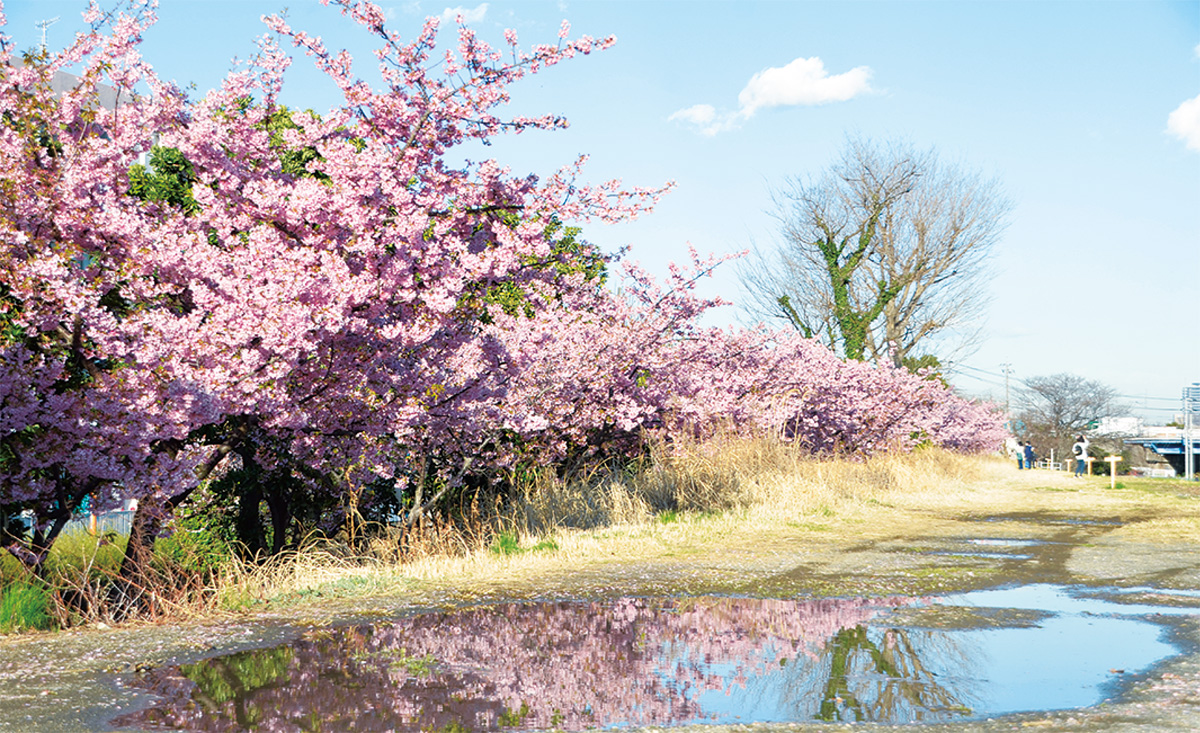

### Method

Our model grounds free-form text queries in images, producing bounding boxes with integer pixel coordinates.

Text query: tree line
[0,1,1006,601]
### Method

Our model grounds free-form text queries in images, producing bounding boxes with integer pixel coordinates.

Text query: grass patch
[530,538,559,553]
[489,531,560,557]
[0,580,54,633]
[490,532,522,557]
[262,445,1007,600]
[0,519,241,632]
[787,521,831,532]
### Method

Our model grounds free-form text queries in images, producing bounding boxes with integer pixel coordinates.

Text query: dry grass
[21,442,1197,629]
[172,442,1200,616]
[221,437,1007,608]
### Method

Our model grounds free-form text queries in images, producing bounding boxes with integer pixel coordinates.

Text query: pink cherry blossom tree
[0,0,667,574]
[0,0,1004,589]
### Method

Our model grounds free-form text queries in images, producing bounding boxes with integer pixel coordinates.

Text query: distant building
[10,56,123,110]
[1097,416,1143,437]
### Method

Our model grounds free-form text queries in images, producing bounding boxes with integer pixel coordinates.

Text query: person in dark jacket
[1023,442,1036,470]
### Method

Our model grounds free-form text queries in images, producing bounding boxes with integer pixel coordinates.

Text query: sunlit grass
[229,440,1019,605]
[11,437,1200,628]
[0,580,54,633]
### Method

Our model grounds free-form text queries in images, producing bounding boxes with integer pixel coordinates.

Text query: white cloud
[668,104,716,126]
[670,55,872,136]
[667,104,740,137]
[738,57,873,115]
[1195,43,1200,59]
[440,3,488,24]
[1167,93,1200,152]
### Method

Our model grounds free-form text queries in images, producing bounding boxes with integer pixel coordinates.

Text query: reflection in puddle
[114,588,1195,731]
[928,585,1183,715]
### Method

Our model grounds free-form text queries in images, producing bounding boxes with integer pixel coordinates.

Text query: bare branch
[739,136,1010,366]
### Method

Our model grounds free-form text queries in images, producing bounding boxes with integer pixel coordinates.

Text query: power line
[953,363,1008,379]
[1117,394,1181,403]
[945,370,1007,390]
[952,364,1182,404]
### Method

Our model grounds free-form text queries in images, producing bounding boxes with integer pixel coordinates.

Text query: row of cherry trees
[0,0,1005,576]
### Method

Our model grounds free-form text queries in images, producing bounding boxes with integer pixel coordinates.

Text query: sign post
[1106,456,1122,489]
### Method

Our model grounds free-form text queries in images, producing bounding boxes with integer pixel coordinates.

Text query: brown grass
[17,442,1197,630]
[222,437,1004,607]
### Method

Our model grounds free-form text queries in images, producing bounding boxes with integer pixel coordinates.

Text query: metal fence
[61,510,134,537]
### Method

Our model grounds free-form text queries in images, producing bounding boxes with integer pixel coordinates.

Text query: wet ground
[4,474,1200,732]
[106,585,1200,731]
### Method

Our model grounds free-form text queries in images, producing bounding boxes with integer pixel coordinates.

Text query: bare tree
[741,137,1011,366]
[1018,373,1127,458]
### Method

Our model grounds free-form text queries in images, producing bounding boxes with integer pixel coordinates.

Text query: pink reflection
[116,595,926,731]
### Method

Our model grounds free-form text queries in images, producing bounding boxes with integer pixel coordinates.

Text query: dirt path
[3,466,1200,732]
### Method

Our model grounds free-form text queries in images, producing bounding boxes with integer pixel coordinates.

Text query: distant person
[1072,435,1090,477]
[1014,441,1025,469]
[1024,442,1036,470]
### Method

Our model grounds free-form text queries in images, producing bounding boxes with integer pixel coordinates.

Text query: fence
[61,510,134,538]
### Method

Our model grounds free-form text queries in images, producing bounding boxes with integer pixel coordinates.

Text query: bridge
[1126,438,1200,477]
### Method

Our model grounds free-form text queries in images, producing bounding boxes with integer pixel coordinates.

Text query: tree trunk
[236,482,265,558]
[264,481,290,555]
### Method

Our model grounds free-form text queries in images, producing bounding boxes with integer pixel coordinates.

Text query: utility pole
[1001,363,1013,430]
[1185,383,1199,481]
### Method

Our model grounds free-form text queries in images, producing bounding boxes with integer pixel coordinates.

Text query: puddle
[975,515,1123,527]
[965,538,1044,548]
[1108,586,1200,600]
[1072,586,1200,609]
[927,551,1033,560]
[912,538,1041,560]
[112,587,1197,731]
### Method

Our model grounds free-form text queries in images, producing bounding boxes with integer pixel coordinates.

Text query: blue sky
[5,0,1198,421]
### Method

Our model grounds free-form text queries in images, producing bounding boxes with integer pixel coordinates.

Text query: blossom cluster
[0,1,1004,569]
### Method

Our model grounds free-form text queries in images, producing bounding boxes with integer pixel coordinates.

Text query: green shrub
[1090,448,1134,476]
[155,519,235,577]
